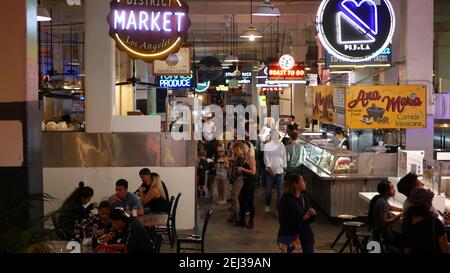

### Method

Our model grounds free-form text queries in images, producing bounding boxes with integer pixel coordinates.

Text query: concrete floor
[162,187,353,253]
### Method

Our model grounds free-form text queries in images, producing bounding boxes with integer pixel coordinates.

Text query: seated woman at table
[109,209,154,254]
[402,188,449,254]
[139,173,168,214]
[368,181,403,251]
[58,182,96,240]
[91,201,113,239]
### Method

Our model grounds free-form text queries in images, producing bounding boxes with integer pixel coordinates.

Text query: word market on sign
[107,0,191,62]
[113,10,186,32]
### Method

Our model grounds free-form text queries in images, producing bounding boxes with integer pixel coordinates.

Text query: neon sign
[156,74,192,89]
[279,55,296,70]
[268,62,306,83]
[195,81,210,93]
[316,0,395,63]
[107,0,191,62]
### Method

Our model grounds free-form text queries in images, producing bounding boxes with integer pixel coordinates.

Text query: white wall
[44,167,195,229]
[112,116,162,132]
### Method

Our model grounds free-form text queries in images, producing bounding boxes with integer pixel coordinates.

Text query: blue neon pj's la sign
[316,0,395,63]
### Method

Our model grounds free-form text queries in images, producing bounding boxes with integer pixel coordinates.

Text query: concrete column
[436,32,450,92]
[399,0,434,159]
[85,0,115,133]
[290,28,308,128]
[380,0,401,85]
[0,0,43,222]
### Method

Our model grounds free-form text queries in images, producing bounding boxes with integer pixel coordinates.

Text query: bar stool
[339,221,365,253]
[356,230,373,253]
[331,214,358,249]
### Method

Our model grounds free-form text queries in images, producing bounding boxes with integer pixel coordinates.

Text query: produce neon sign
[107,0,191,62]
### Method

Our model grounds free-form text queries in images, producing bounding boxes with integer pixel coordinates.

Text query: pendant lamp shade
[253,0,281,17]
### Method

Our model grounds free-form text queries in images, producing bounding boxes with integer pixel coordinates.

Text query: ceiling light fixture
[253,0,281,17]
[241,0,262,42]
[37,4,51,22]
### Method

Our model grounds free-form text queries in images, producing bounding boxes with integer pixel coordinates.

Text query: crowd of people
[56,168,170,253]
[196,115,322,252]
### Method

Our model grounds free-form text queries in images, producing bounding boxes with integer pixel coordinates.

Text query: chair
[154,196,175,247]
[339,221,365,253]
[177,210,213,253]
[152,233,164,253]
[331,214,357,249]
[171,193,182,244]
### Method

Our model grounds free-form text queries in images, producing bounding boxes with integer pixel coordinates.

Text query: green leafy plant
[0,193,60,253]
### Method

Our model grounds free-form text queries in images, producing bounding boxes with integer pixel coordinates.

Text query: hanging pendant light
[253,0,281,17]
[241,0,262,42]
[225,15,240,62]
[37,0,51,22]
[241,26,263,42]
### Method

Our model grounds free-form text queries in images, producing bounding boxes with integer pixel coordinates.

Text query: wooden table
[137,213,168,228]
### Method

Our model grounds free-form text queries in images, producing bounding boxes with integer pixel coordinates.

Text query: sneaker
[218,200,227,206]
[247,219,254,229]
[275,211,279,216]
[265,206,271,213]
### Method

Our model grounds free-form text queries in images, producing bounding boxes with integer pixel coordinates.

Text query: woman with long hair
[227,141,246,224]
[402,188,449,253]
[140,173,168,214]
[58,182,95,239]
[277,174,316,253]
[369,181,402,251]
[236,142,257,229]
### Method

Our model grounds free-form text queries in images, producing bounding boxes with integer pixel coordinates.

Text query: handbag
[277,235,302,253]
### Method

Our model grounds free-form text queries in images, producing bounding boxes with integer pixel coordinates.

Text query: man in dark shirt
[110,209,154,254]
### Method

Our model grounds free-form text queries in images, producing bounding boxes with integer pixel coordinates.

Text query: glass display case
[304,140,358,175]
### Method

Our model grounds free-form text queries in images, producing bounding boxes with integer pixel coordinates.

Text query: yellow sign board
[313,86,334,124]
[346,85,427,129]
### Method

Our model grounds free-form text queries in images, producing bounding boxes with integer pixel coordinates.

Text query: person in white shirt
[263,129,287,214]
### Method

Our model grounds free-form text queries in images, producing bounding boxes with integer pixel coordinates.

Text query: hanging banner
[197,56,223,82]
[346,85,427,129]
[153,47,192,76]
[313,86,335,124]
[107,0,191,62]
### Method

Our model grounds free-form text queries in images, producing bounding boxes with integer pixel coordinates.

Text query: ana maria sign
[107,0,191,62]
[316,0,395,63]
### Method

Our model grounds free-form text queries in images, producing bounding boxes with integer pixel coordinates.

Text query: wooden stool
[339,221,365,253]
[331,214,358,249]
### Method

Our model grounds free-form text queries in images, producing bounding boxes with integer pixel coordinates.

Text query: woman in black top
[58,182,95,240]
[402,188,449,254]
[139,173,168,214]
[278,174,317,253]
[236,146,257,229]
